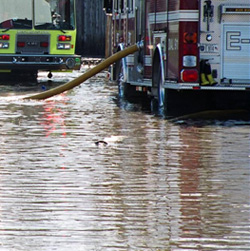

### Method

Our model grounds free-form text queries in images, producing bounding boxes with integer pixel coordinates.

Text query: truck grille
[16,34,50,54]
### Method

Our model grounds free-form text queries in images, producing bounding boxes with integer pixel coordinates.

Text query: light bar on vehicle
[0,42,9,49]
[58,35,71,42]
[0,34,10,40]
[57,43,71,50]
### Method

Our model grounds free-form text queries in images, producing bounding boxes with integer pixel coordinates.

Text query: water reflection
[0,71,249,250]
[40,98,68,137]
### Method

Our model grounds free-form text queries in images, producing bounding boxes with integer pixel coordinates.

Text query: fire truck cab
[0,0,81,79]
[104,0,250,116]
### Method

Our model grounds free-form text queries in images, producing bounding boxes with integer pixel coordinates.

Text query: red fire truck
[104,0,250,116]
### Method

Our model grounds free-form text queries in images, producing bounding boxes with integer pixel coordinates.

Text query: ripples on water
[0,71,249,250]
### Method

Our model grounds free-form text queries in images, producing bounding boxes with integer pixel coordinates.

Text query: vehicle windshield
[35,0,75,30]
[0,0,75,30]
[0,0,32,29]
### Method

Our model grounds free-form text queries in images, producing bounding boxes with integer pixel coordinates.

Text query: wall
[76,0,106,57]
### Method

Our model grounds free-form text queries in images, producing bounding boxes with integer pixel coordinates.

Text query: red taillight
[17,42,25,47]
[183,44,197,55]
[181,69,199,82]
[40,42,49,47]
[58,35,71,41]
[0,34,10,40]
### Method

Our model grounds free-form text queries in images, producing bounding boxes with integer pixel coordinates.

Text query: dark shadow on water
[169,109,250,126]
[113,95,250,126]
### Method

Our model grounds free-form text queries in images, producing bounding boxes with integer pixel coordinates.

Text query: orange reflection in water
[40,96,68,137]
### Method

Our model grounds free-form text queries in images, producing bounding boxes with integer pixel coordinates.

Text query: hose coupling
[137,40,144,49]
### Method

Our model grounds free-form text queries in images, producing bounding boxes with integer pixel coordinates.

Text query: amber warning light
[183,32,197,44]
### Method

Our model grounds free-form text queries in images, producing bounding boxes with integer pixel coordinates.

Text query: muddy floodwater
[0,69,250,251]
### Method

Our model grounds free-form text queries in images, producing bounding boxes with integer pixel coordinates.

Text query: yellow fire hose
[24,42,142,100]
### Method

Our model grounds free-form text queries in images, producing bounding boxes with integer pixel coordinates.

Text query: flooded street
[0,69,250,251]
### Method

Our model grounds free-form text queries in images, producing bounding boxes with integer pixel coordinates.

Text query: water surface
[0,70,249,250]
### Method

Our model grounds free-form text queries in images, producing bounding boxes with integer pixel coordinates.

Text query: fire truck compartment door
[222,24,250,80]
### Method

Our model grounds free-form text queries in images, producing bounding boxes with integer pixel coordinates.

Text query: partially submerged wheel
[115,58,138,100]
[156,63,165,107]
[116,59,125,97]
[152,48,166,112]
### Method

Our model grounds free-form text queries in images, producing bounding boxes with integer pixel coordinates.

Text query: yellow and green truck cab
[0,0,81,76]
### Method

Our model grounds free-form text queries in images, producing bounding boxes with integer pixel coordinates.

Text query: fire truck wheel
[152,52,166,110]
[116,59,125,98]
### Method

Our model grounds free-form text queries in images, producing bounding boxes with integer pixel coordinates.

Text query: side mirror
[103,0,113,14]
